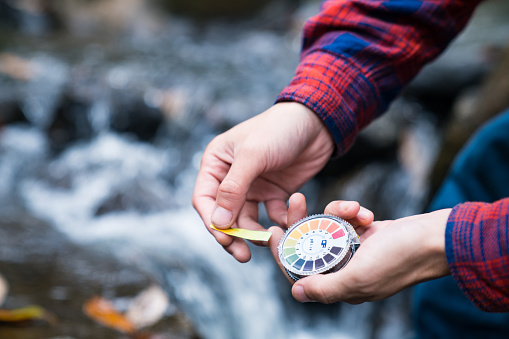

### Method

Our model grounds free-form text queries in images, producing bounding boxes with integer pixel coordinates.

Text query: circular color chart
[278,214,360,281]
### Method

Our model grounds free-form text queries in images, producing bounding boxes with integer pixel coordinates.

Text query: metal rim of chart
[278,214,360,281]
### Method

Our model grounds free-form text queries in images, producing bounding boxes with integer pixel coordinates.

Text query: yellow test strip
[210,225,272,242]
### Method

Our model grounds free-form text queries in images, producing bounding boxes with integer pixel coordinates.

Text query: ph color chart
[278,215,358,281]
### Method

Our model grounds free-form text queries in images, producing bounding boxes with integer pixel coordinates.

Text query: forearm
[446,198,509,312]
[277,0,481,155]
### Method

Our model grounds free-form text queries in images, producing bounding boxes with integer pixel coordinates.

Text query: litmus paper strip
[210,225,272,242]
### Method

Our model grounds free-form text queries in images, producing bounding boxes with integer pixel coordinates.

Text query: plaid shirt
[277,0,509,311]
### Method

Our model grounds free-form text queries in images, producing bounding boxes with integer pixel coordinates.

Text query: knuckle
[209,133,226,147]
[239,140,259,154]
[218,179,244,201]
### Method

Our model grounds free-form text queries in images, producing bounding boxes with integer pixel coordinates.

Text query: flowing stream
[1,0,508,338]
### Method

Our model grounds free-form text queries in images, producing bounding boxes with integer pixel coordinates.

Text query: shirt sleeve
[446,199,509,312]
[276,0,481,156]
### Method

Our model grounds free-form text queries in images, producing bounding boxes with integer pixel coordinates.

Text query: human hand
[269,194,451,304]
[268,193,374,284]
[192,102,334,262]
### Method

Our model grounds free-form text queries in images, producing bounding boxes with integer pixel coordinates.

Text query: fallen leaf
[83,296,136,334]
[0,305,57,325]
[126,285,169,329]
[0,273,7,307]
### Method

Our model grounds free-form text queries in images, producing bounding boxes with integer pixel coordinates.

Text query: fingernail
[293,285,311,303]
[358,207,371,221]
[211,206,233,228]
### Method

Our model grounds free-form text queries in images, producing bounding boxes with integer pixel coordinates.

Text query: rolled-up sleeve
[277,0,481,155]
[446,199,509,312]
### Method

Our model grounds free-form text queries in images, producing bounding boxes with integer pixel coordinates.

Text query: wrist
[420,208,452,279]
[272,102,335,154]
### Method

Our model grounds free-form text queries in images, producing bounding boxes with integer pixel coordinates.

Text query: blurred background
[0,0,508,338]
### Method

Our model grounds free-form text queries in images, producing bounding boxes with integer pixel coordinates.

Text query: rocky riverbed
[0,208,199,339]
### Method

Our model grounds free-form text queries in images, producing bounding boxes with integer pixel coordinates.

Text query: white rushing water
[11,129,408,339]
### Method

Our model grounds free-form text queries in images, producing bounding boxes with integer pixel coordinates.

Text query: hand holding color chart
[278,214,360,281]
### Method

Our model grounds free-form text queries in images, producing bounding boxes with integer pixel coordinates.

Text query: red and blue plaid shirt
[277,0,509,312]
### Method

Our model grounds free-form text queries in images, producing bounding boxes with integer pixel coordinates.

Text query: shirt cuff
[276,51,381,157]
[446,200,509,312]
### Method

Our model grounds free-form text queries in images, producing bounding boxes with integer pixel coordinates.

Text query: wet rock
[0,0,58,34]
[316,98,424,180]
[110,97,164,142]
[144,87,190,128]
[94,179,173,216]
[407,0,509,100]
[0,54,32,126]
[45,84,165,149]
[0,99,26,127]
[52,0,163,37]
[47,95,94,151]
[160,0,273,19]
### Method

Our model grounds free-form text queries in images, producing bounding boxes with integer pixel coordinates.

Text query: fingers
[236,200,268,247]
[287,193,307,227]
[324,200,374,227]
[268,226,296,285]
[223,237,252,263]
[193,153,235,246]
[193,163,257,261]
[193,136,266,262]
[265,199,288,227]
[291,268,365,304]
[211,150,265,229]
[292,274,344,304]
[219,202,256,262]
[268,193,308,285]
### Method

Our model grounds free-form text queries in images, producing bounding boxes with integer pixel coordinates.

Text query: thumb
[292,273,349,304]
[211,151,264,228]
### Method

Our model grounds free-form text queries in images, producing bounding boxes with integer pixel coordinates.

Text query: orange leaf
[83,296,136,334]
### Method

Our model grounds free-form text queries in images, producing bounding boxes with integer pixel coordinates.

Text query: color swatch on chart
[278,215,355,280]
